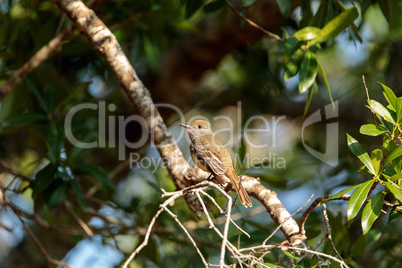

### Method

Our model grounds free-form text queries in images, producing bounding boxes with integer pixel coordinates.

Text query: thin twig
[287,246,349,268]
[322,203,343,262]
[0,162,34,183]
[201,189,250,238]
[122,193,180,268]
[11,207,74,268]
[164,207,209,267]
[224,0,283,42]
[221,193,231,267]
[64,202,93,237]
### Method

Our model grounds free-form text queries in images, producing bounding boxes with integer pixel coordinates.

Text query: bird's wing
[193,136,226,175]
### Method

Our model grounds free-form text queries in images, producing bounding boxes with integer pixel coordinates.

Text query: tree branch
[50,0,306,248]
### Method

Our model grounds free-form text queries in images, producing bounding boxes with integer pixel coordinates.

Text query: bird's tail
[228,168,252,207]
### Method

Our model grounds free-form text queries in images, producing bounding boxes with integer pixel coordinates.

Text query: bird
[179,119,252,207]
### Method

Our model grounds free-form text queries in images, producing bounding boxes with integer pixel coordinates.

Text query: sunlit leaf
[309,7,359,47]
[360,124,388,136]
[294,27,321,41]
[361,191,385,235]
[321,183,364,203]
[347,179,375,221]
[371,149,382,176]
[384,181,402,202]
[389,173,402,182]
[382,146,402,168]
[334,0,362,43]
[347,134,375,175]
[299,50,317,94]
[380,82,397,109]
[368,99,395,124]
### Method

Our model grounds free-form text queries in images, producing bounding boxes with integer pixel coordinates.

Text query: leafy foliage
[341,84,402,234]
[0,0,402,267]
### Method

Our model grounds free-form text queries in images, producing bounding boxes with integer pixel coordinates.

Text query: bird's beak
[179,123,191,129]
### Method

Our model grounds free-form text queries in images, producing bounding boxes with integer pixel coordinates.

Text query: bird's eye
[198,125,202,129]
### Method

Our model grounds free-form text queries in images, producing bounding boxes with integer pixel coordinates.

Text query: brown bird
[180,120,252,207]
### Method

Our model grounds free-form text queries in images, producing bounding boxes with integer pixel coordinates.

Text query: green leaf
[382,146,402,168]
[347,179,375,221]
[361,191,385,235]
[322,183,364,203]
[360,124,388,136]
[309,7,359,47]
[299,50,317,94]
[389,173,402,182]
[317,59,334,106]
[275,0,291,17]
[380,82,397,109]
[368,99,395,124]
[334,0,362,43]
[32,163,58,198]
[1,112,46,128]
[293,26,322,41]
[384,181,402,202]
[346,134,375,175]
[371,149,382,176]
